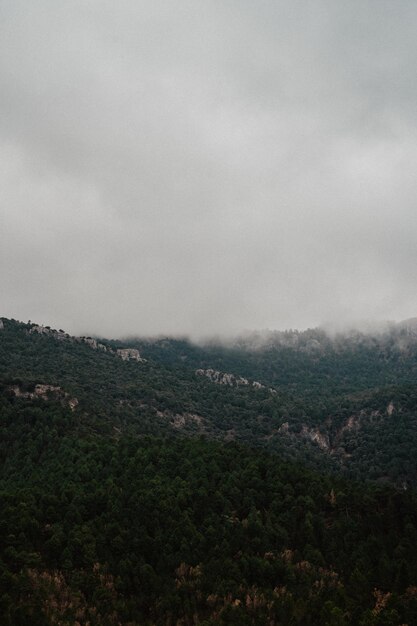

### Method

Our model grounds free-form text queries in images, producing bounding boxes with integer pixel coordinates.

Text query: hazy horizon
[2,1,417,338]
[3,313,417,345]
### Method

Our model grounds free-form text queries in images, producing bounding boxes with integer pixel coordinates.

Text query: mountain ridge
[2,315,417,486]
[2,315,417,623]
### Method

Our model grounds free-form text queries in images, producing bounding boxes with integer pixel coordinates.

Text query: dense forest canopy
[1,317,417,624]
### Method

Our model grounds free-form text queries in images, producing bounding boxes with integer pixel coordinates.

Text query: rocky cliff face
[195,368,276,394]
[29,325,108,350]
[28,324,144,362]
[301,425,330,451]
[196,368,254,387]
[9,383,79,411]
[278,401,396,458]
[116,348,143,362]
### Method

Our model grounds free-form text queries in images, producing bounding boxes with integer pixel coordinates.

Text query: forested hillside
[2,318,417,485]
[1,317,417,624]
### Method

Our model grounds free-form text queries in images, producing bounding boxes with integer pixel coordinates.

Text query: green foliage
[1,423,417,624]
[3,317,417,485]
[1,318,417,623]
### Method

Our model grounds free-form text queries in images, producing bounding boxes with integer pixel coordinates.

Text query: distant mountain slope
[126,322,417,486]
[2,317,417,485]
[2,317,417,624]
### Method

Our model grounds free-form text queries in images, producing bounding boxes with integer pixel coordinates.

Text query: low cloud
[1,1,417,337]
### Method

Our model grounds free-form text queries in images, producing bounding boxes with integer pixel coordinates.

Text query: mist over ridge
[2,3,417,615]
[2,1,417,339]
[7,314,417,353]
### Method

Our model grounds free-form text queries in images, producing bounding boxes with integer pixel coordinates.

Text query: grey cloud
[1,1,417,338]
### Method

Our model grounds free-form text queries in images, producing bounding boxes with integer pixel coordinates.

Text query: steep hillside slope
[2,318,417,624]
[123,323,417,486]
[2,318,417,485]
[2,415,417,625]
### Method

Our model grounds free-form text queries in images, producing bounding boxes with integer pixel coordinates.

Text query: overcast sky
[1,1,417,338]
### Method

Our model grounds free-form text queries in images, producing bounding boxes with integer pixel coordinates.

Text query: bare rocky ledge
[195,368,276,394]
[9,383,79,411]
[28,324,145,362]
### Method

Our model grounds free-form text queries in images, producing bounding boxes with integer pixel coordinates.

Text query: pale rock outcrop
[195,368,272,392]
[196,368,249,386]
[68,397,79,411]
[171,413,204,429]
[9,384,79,411]
[28,324,146,363]
[81,337,98,349]
[278,422,290,433]
[29,325,69,341]
[301,425,330,451]
[116,348,143,362]
[77,336,108,351]
[335,414,361,441]
[77,337,107,352]
[10,383,62,399]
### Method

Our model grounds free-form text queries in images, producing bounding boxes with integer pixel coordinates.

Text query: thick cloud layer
[1,1,417,337]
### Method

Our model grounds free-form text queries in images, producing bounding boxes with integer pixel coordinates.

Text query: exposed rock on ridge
[28,324,145,362]
[280,401,396,458]
[195,368,276,394]
[9,383,79,411]
[116,348,143,362]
